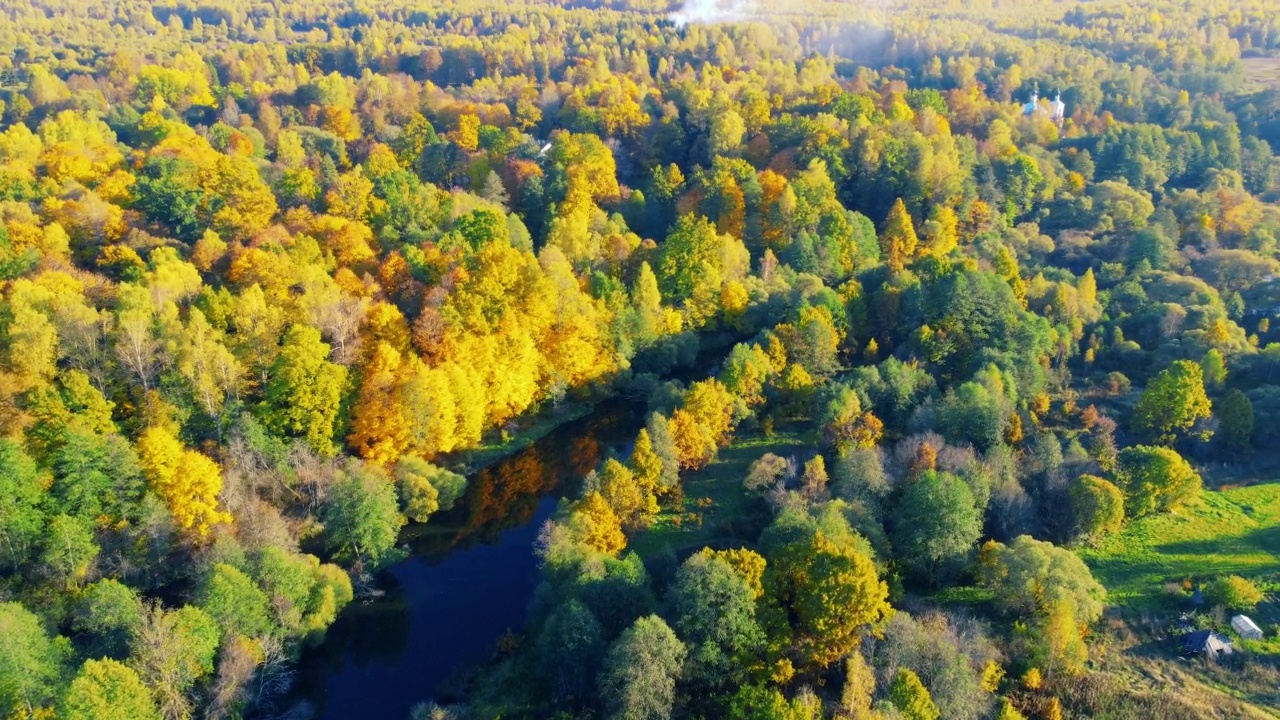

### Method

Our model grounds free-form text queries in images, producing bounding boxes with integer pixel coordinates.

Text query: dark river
[292,399,646,719]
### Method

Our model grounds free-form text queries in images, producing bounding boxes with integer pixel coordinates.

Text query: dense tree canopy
[0,0,1277,716]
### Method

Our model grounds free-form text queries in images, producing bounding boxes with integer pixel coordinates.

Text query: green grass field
[629,425,811,558]
[1080,483,1280,612]
[1242,56,1280,92]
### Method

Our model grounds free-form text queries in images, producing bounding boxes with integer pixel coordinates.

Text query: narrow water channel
[292,399,647,719]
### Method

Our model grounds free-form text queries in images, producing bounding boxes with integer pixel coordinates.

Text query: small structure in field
[1182,629,1235,660]
[1232,614,1264,640]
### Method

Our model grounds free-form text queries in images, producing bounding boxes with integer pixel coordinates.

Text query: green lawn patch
[629,426,812,558]
[1080,483,1280,610]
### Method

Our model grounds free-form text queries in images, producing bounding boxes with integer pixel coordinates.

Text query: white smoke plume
[669,0,758,26]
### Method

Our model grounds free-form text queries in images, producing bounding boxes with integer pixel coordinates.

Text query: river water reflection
[293,400,644,719]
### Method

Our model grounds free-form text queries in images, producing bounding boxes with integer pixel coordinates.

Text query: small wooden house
[1182,630,1234,660]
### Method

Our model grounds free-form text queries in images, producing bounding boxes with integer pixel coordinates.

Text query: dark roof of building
[1182,630,1234,658]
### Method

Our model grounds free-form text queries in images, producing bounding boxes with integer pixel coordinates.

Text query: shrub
[1205,575,1264,611]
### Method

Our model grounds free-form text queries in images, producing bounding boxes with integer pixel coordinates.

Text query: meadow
[1081,483,1280,617]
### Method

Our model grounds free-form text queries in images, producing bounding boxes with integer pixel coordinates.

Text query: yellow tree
[765,529,892,675]
[347,342,412,466]
[683,379,736,446]
[921,205,959,256]
[361,302,412,357]
[880,198,918,273]
[4,279,60,388]
[1132,360,1212,445]
[568,491,626,556]
[629,428,664,497]
[594,458,658,530]
[757,169,795,251]
[230,285,284,389]
[442,361,486,449]
[136,426,231,538]
[671,408,717,471]
[398,356,458,459]
[720,280,750,330]
[453,113,481,152]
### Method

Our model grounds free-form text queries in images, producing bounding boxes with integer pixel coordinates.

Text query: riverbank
[448,399,597,476]
[295,331,750,718]
[293,400,648,719]
[445,329,746,478]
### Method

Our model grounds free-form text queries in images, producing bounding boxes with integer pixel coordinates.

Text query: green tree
[50,430,146,525]
[644,413,681,492]
[72,579,143,660]
[455,209,508,251]
[535,599,605,704]
[890,471,982,584]
[391,113,436,168]
[254,547,352,639]
[393,457,468,514]
[889,668,940,720]
[994,152,1046,219]
[1068,475,1125,542]
[395,469,438,523]
[1127,226,1176,270]
[660,212,721,304]
[599,615,687,720]
[40,513,98,589]
[133,156,209,243]
[0,601,67,715]
[726,685,783,719]
[630,262,665,347]
[61,659,160,720]
[1132,360,1212,445]
[0,440,46,569]
[198,563,273,638]
[1217,389,1255,452]
[761,510,892,674]
[261,325,348,456]
[669,550,765,692]
[129,604,220,720]
[323,462,406,568]
[978,536,1106,626]
[1116,445,1202,517]
[1200,349,1227,390]
[936,380,1008,452]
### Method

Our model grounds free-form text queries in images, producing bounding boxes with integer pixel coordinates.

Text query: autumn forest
[1,0,1280,718]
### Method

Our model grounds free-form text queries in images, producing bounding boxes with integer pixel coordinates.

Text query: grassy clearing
[629,425,812,558]
[1080,483,1280,613]
[1076,484,1280,718]
[1243,56,1280,92]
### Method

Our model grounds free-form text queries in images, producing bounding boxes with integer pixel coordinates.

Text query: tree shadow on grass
[1155,525,1280,568]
